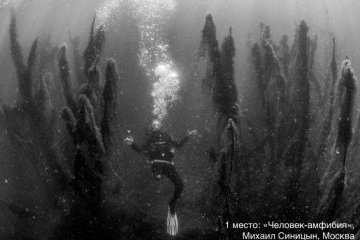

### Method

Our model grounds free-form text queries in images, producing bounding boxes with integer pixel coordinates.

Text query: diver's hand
[187,129,198,138]
[124,136,134,145]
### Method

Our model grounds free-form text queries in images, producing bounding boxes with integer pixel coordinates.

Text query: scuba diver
[124,119,197,236]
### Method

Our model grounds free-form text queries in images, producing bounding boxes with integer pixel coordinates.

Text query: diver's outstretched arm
[131,143,143,153]
[173,136,190,148]
[172,129,198,148]
[124,136,147,154]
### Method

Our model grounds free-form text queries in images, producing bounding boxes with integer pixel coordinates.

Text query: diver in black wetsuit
[124,119,197,235]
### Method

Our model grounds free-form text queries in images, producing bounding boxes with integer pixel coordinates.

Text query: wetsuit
[132,129,189,214]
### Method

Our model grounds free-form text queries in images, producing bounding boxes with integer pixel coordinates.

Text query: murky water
[1,0,360,239]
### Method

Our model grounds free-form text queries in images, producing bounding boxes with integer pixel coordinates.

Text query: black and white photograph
[0,0,359,239]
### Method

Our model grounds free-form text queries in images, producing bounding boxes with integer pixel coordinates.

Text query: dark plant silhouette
[199,15,241,239]
[55,17,119,239]
[317,59,357,221]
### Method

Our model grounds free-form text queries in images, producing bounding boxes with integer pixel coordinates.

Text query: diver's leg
[151,163,163,181]
[163,164,183,214]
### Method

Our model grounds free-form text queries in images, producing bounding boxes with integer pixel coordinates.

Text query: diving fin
[166,206,178,236]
